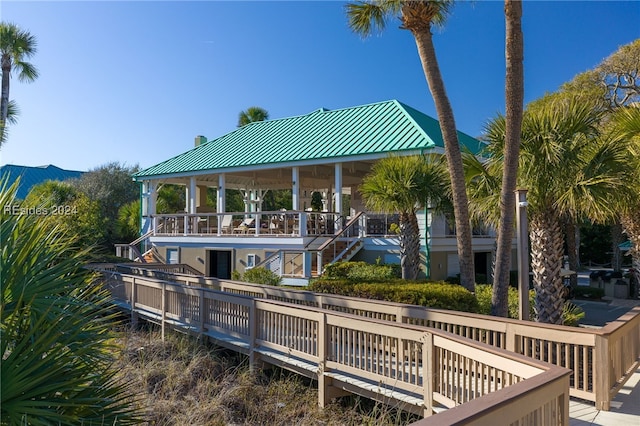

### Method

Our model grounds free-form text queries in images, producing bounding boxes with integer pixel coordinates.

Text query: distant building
[0,164,84,199]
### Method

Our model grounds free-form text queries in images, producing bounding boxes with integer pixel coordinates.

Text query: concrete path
[570,271,639,424]
[570,368,640,425]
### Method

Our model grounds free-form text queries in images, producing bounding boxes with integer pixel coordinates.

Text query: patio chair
[234,218,255,234]
[269,216,283,234]
[220,214,234,234]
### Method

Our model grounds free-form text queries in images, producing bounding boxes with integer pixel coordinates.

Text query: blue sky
[0,1,638,172]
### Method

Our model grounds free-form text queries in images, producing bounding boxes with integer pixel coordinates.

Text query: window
[247,254,256,269]
[167,248,179,264]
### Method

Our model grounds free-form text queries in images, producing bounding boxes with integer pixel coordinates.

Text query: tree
[360,155,450,280]
[561,39,640,111]
[468,98,631,323]
[559,40,640,271]
[238,106,269,127]
[22,180,106,249]
[72,162,140,245]
[0,100,18,147]
[0,22,38,147]
[610,106,640,298]
[492,0,524,317]
[1,181,141,424]
[347,0,475,291]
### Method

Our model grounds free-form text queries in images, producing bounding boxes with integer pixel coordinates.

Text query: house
[0,164,84,199]
[133,100,505,285]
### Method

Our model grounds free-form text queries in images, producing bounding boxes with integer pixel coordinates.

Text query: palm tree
[492,0,524,316]
[360,155,450,280]
[347,0,475,291]
[237,106,269,127]
[467,98,631,323]
[0,99,18,147]
[0,22,38,146]
[610,106,640,298]
[0,180,141,423]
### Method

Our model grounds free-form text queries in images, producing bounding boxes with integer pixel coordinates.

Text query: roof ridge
[392,100,437,146]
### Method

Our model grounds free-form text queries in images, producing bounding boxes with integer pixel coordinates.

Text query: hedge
[309,278,478,312]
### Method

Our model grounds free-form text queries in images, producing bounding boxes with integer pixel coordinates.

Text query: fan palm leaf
[0,179,142,424]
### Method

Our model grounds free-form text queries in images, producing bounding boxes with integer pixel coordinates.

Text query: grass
[112,325,421,425]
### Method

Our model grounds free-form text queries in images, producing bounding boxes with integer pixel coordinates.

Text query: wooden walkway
[100,270,573,424]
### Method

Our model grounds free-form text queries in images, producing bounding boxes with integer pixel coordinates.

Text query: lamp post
[515,189,530,320]
[424,203,431,279]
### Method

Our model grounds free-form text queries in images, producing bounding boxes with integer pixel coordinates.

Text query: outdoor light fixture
[515,189,530,321]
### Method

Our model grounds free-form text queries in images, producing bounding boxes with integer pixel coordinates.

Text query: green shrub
[574,286,604,299]
[308,278,357,295]
[242,267,282,286]
[475,284,535,320]
[322,261,401,281]
[310,278,478,312]
[231,270,242,281]
[562,302,585,326]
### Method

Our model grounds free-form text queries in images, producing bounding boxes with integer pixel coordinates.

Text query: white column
[334,163,343,230]
[140,181,150,236]
[149,181,157,216]
[217,174,226,213]
[189,177,197,214]
[292,167,300,211]
[217,174,226,235]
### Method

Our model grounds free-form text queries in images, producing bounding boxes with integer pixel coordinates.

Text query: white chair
[220,215,234,234]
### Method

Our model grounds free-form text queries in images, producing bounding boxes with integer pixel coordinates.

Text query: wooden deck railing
[148,211,411,238]
[99,271,570,423]
[90,265,640,412]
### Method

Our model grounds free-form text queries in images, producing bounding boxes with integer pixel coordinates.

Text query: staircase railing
[316,212,364,275]
[114,227,158,262]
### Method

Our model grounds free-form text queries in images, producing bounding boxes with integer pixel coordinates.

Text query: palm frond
[0,178,142,424]
[346,2,390,37]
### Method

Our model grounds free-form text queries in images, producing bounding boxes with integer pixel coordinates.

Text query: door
[208,250,232,279]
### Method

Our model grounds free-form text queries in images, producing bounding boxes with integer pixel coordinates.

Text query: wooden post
[317,312,329,408]
[199,288,206,335]
[161,282,166,342]
[422,332,434,417]
[594,334,611,410]
[131,277,138,328]
[249,299,258,372]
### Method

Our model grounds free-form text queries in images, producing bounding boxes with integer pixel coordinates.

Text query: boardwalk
[95,266,640,424]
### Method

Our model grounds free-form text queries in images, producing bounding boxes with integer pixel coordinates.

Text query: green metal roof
[134,99,482,180]
[0,164,84,199]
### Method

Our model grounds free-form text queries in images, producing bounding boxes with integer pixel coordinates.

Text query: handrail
[130,228,155,246]
[91,265,640,411]
[317,211,363,252]
[316,212,364,275]
[99,271,571,423]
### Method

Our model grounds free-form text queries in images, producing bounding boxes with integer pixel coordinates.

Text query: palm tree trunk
[621,212,640,299]
[399,211,421,280]
[530,211,565,324]
[610,223,624,271]
[492,0,524,316]
[1,55,11,141]
[411,27,475,292]
[563,216,579,288]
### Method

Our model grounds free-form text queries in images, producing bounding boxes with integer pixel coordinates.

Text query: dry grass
[112,326,419,425]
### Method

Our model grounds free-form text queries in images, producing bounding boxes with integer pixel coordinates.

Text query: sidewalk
[570,367,640,425]
[570,274,640,424]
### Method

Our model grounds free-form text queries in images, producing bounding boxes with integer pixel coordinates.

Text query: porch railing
[149,211,408,238]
